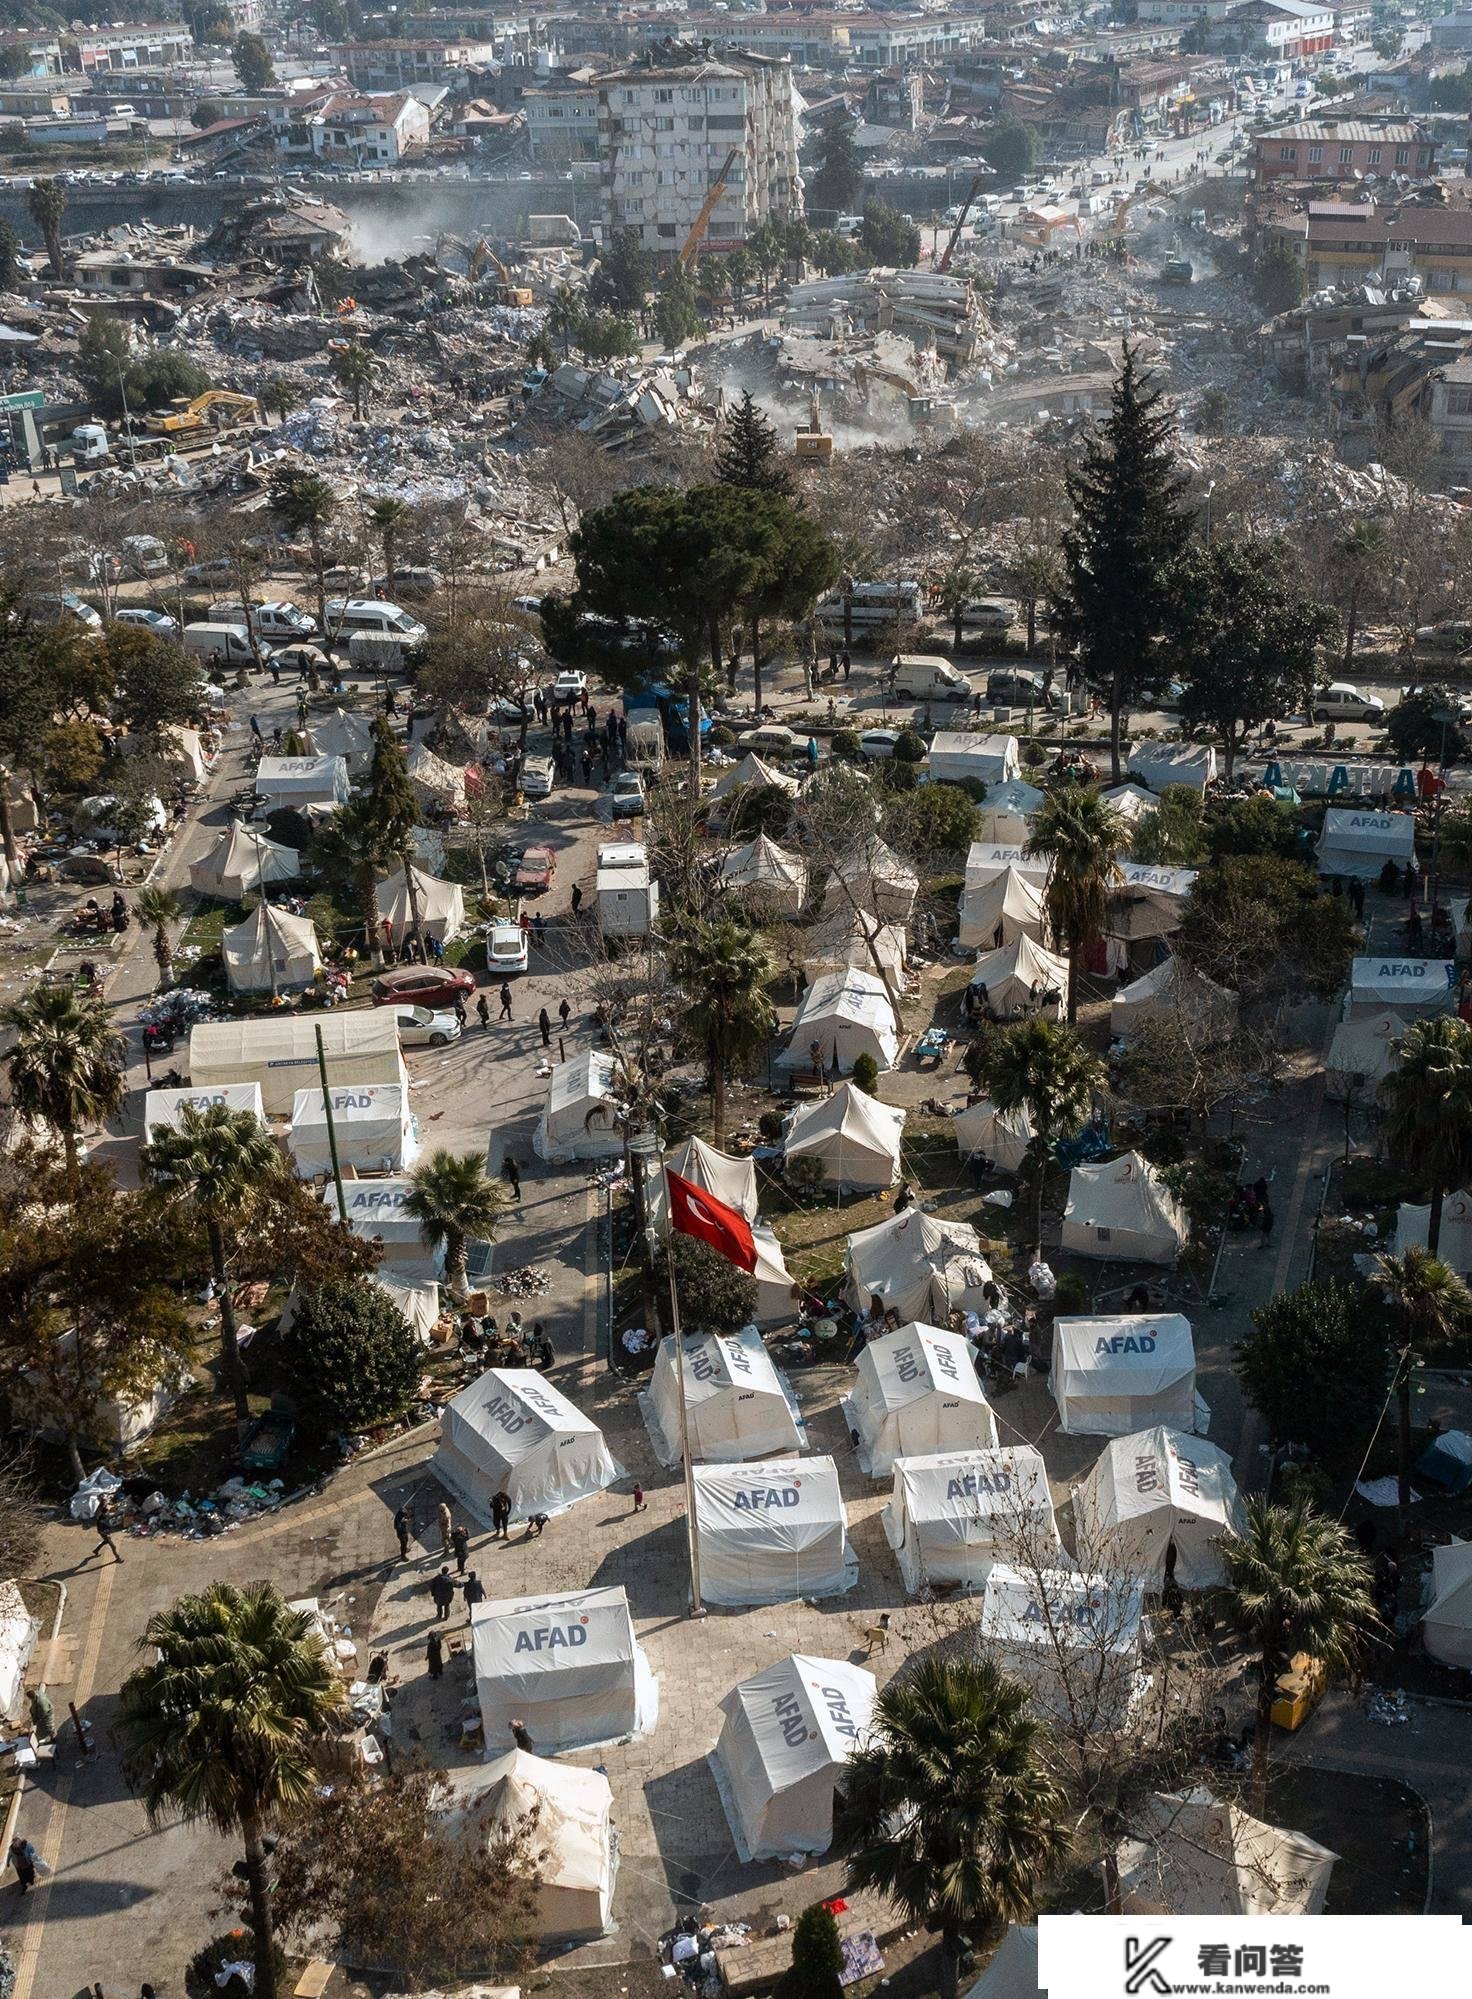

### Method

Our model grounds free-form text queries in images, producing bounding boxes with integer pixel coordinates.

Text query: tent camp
[407,743,469,810]
[1118,1789,1337,1916]
[843,1323,998,1476]
[322,1177,442,1280]
[472,1584,654,1753]
[846,1209,994,1324]
[375,1270,441,1339]
[963,1928,1038,1999]
[1127,744,1216,795]
[376,865,466,945]
[964,842,1049,893]
[222,901,321,995]
[189,1011,405,1115]
[979,1563,1144,1723]
[646,1138,797,1325]
[979,778,1046,845]
[969,934,1068,1019]
[1100,782,1160,823]
[710,751,801,803]
[436,1368,624,1526]
[1051,1314,1200,1437]
[155,724,215,787]
[1326,1009,1408,1096]
[288,1083,416,1178]
[1397,1188,1472,1278]
[804,909,908,983]
[952,1097,1035,1175]
[254,754,349,812]
[1316,807,1415,881]
[882,1445,1060,1594]
[0,1580,38,1721]
[694,1457,856,1604]
[1061,1152,1188,1265]
[1107,864,1198,944]
[783,1082,905,1191]
[1423,1538,1472,1667]
[1348,956,1455,1018]
[778,969,900,1076]
[821,835,919,922]
[927,732,1021,788]
[143,1082,264,1144]
[719,834,808,914]
[534,1049,624,1162]
[305,706,375,774]
[477,1749,616,1939]
[642,1326,803,1468]
[958,865,1048,952]
[1075,1427,1243,1588]
[189,822,300,902]
[1110,955,1238,1043]
[711,1654,876,1861]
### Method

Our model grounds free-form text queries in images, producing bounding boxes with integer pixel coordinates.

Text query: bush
[851,1052,879,1096]
[264,807,310,851]
[831,728,861,762]
[655,1232,757,1332]
[775,1902,844,1999]
[1020,736,1047,771]
[707,723,735,747]
[758,1110,785,1143]
[1053,1272,1087,1313]
[894,727,926,763]
[276,1278,421,1435]
[1235,1279,1390,1465]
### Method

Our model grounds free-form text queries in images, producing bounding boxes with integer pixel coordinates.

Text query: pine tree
[717,389,792,495]
[775,1903,843,1999]
[808,119,863,215]
[1059,342,1192,780]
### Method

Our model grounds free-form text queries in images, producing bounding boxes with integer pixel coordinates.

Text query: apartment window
[1308,146,1322,163]
[1279,145,1295,161]
[1395,148,1409,166]
[1446,387,1472,417]
[657,222,677,238]
[1367,148,1380,164]
[1339,146,1352,163]
[654,88,672,103]
[652,116,673,131]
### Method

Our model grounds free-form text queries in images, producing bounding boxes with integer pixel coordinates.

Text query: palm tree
[1025,787,1126,1023]
[1,983,124,1177]
[842,1656,1066,1999]
[135,884,183,985]
[1217,1496,1376,1811]
[1379,1015,1472,1253]
[114,1582,343,1999]
[367,495,413,594]
[1009,546,1061,658]
[142,1103,282,1435]
[330,340,375,422]
[312,797,401,967]
[1334,515,1387,678]
[261,377,299,426]
[936,565,977,652]
[27,176,66,279]
[404,1150,511,1297]
[1377,1246,1471,1523]
[668,921,773,1146]
[969,1017,1102,1254]
[546,283,583,359]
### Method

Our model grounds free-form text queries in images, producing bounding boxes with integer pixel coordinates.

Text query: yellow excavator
[469,238,534,309]
[678,147,741,268]
[143,389,260,436]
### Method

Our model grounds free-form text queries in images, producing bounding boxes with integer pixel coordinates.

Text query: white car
[857,727,903,760]
[609,769,646,818]
[521,754,555,799]
[550,669,587,701]
[487,920,528,975]
[736,723,801,755]
[392,1004,462,1049]
[112,607,179,639]
[512,594,543,615]
[1311,682,1385,724]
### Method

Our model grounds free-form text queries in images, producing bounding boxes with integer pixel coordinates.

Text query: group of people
[76,892,129,937]
[1228,1176,1274,1240]
[458,1310,554,1372]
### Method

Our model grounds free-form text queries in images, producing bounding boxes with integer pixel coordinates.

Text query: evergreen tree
[1059,342,1192,779]
[654,260,705,350]
[808,119,863,215]
[716,389,792,495]
[860,200,921,267]
[589,228,655,318]
[775,1903,844,1999]
[0,219,20,291]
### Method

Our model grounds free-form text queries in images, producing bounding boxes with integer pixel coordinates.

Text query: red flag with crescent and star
[666,1168,757,1272]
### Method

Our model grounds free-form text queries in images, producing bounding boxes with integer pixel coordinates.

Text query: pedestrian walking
[94,1496,122,1564]
[437,1499,453,1555]
[451,1522,470,1574]
[426,1629,445,1679]
[463,1571,486,1621]
[502,1157,521,1200]
[491,1488,512,1540]
[581,750,593,784]
[393,1503,412,1560]
[454,996,467,1029]
[498,981,513,1021]
[558,997,572,1029]
[570,883,583,916]
[841,649,851,682]
[1259,1202,1275,1243]
[632,1482,646,1513]
[533,913,547,946]
[249,714,262,745]
[538,1006,551,1048]
[477,992,491,1028]
[9,1837,36,1895]
[429,1566,456,1621]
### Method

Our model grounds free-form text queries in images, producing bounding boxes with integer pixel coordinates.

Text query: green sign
[1,390,45,412]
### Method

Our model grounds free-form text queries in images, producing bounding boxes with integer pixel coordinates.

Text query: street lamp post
[1428,706,1459,926]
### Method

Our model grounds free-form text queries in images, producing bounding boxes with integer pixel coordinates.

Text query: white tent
[156,724,215,787]
[979,778,1046,845]
[711,1654,876,1861]
[1395,1187,1472,1279]
[322,1177,443,1281]
[953,1098,1035,1175]
[804,908,909,983]
[642,1326,803,1468]
[1423,1538,1472,1667]
[1061,1152,1187,1265]
[376,864,466,944]
[964,1928,1038,1999]
[407,743,469,810]
[1110,955,1239,1043]
[964,842,1049,893]
[1326,1009,1408,1095]
[843,1323,998,1476]
[711,752,801,802]
[0,1579,38,1721]
[375,1270,442,1339]
[783,1082,905,1191]
[822,835,918,922]
[958,865,1048,951]
[1118,1788,1337,1917]
[1348,956,1454,1018]
[647,1138,797,1325]
[222,901,321,995]
[969,934,1068,1018]
[436,1368,624,1526]
[288,1083,416,1178]
[1127,744,1216,795]
[779,968,900,1075]
[927,732,1021,788]
[1051,1314,1200,1438]
[882,1446,1060,1594]
[694,1457,856,1604]
[534,1049,624,1162]
[719,833,808,914]
[472,1584,654,1753]
[1316,807,1415,880]
[1100,782,1160,823]
[846,1209,993,1324]
[478,1748,616,1938]
[1107,863,1198,943]
[254,754,349,811]
[305,706,375,775]
[189,822,300,902]
[1075,1427,1244,1588]
[979,1562,1143,1724]
[143,1082,264,1143]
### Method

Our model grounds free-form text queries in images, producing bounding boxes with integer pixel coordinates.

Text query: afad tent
[963,1928,1038,1999]
[1107,863,1199,945]
[646,1136,798,1325]
[821,835,919,923]
[964,842,1049,894]
[222,901,321,995]
[778,968,900,1076]
[1348,955,1455,1019]
[719,833,808,915]
[1127,743,1216,795]
[288,1082,416,1178]
[711,1654,876,1861]
[693,1457,856,1605]
[1051,1314,1201,1438]
[407,742,469,811]
[710,751,801,803]
[969,933,1068,1019]
[783,1081,905,1192]
[472,1584,656,1753]
[1110,955,1238,1044]
[305,705,375,775]
[477,1748,616,1939]
[1074,1427,1243,1588]
[952,1098,1035,1175]
[804,908,909,983]
[1118,1788,1337,1917]
[979,1563,1144,1725]
[843,1323,998,1476]
[642,1326,803,1469]
[0,1579,39,1721]
[534,1049,624,1163]
[1061,1152,1187,1265]
[1422,1537,1472,1667]
[375,1270,442,1339]
[1326,1008,1408,1098]
[189,821,299,902]
[845,1209,993,1324]
[143,1082,264,1144]
[323,1177,443,1281]
[958,865,1048,952]
[436,1367,624,1526]
[1099,782,1160,824]
[376,864,466,944]
[254,754,349,812]
[978,778,1046,846]
[927,732,1022,789]
[882,1445,1061,1595]
[1316,807,1415,881]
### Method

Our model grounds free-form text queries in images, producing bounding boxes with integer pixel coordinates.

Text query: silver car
[393,1004,462,1049]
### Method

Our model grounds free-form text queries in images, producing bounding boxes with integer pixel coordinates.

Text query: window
[1279,145,1296,160]
[1395,147,1409,166]
[1308,146,1322,163]
[654,87,672,103]
[1367,148,1380,164]
[652,115,673,131]
[1444,386,1472,416]
[1339,146,1352,164]
[657,222,677,238]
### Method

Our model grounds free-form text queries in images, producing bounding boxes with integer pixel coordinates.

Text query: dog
[864,1613,892,1655]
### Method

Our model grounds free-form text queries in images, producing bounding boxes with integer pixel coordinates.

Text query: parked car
[736,724,801,755]
[550,669,587,701]
[1311,681,1385,724]
[370,966,477,1010]
[112,606,179,638]
[512,594,543,615]
[858,727,903,759]
[33,592,103,631]
[521,755,555,799]
[487,919,528,975]
[609,770,646,819]
[182,557,237,585]
[370,566,439,601]
[1414,621,1472,659]
[512,842,556,894]
[391,1004,462,1049]
[272,643,335,680]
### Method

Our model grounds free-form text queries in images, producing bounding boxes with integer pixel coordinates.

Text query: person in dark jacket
[429,1566,456,1621]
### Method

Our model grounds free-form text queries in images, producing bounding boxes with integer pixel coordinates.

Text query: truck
[69,423,113,467]
[596,841,659,943]
[625,715,665,775]
[120,533,169,576]
[182,621,257,667]
[1161,257,1194,285]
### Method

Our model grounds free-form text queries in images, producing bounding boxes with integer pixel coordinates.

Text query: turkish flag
[666,1169,757,1272]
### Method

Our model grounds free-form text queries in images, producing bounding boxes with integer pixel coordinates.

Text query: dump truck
[1161,257,1193,285]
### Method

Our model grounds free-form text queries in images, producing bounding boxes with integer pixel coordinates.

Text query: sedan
[609,770,646,818]
[112,606,179,638]
[858,727,903,760]
[512,842,556,894]
[521,754,555,799]
[370,965,477,1010]
[487,919,529,974]
[392,1004,462,1049]
[273,643,334,679]
[736,724,801,755]
[550,669,587,702]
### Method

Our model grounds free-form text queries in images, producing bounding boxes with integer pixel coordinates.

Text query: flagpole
[633,1135,704,1617]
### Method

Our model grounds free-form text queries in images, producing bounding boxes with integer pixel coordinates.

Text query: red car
[370,966,477,1009]
[513,842,556,895]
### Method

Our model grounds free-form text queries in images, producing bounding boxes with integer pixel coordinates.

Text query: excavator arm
[678,148,741,268]
[938,173,985,274]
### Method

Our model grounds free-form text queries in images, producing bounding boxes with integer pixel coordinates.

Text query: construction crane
[678,147,741,268]
[469,238,534,309]
[143,390,260,436]
[937,172,986,274]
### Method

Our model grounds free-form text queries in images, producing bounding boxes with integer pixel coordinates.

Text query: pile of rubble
[782,268,989,367]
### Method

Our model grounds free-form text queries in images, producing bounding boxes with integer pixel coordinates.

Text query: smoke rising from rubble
[343,197,502,269]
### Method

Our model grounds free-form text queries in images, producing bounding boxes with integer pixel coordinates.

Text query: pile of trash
[1365,1687,1411,1726]
[68,1466,290,1538]
[139,987,219,1035]
[496,1264,551,1298]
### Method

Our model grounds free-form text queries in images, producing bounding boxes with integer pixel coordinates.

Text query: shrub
[186,1934,285,1999]
[707,723,735,747]
[1053,1272,1087,1313]
[893,727,926,763]
[655,1232,757,1332]
[775,1903,844,1999]
[851,1052,879,1096]
[758,1110,785,1142]
[831,728,861,762]
[276,1278,421,1435]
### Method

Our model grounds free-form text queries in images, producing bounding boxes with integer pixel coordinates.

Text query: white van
[323,598,428,646]
[121,534,169,577]
[182,621,258,667]
[890,654,971,700]
[208,599,317,641]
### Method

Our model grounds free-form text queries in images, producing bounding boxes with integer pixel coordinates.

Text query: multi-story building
[1252,118,1436,181]
[712,11,989,69]
[68,23,194,72]
[523,78,602,164]
[333,40,497,91]
[308,91,432,166]
[1273,200,1472,291]
[0,31,61,78]
[1134,0,1242,23]
[1207,0,1336,59]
